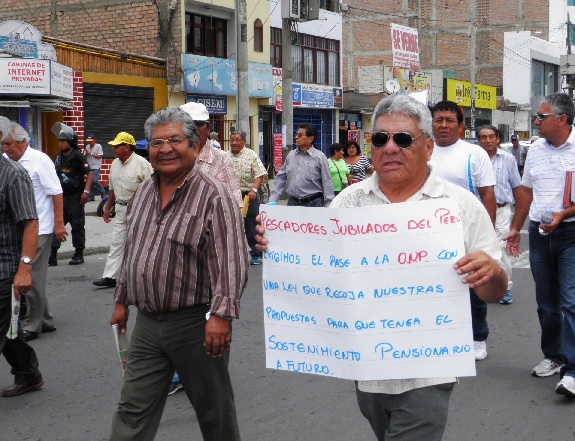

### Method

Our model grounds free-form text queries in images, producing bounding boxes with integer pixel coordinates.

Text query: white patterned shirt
[331,165,502,394]
[490,148,522,205]
[228,147,267,192]
[522,128,575,222]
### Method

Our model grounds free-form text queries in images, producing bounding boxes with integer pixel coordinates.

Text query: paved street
[0,205,574,440]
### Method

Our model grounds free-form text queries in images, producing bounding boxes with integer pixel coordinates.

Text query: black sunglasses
[531,113,558,121]
[371,131,423,149]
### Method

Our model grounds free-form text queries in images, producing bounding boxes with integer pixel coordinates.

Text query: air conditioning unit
[282,0,320,22]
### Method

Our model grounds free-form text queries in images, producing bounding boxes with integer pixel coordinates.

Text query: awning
[342,92,389,113]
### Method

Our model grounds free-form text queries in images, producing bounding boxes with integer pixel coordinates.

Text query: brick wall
[343,0,550,96]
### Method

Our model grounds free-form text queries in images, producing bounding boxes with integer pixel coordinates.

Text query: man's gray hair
[540,92,575,125]
[0,116,10,142]
[6,122,29,144]
[372,95,433,137]
[144,107,199,147]
[230,130,246,142]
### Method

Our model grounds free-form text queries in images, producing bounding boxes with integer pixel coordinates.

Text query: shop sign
[272,68,343,109]
[187,94,227,115]
[182,54,273,98]
[273,133,283,167]
[445,78,496,110]
[0,59,73,98]
[0,20,57,60]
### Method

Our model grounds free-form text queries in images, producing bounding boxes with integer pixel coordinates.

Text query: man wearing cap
[49,123,93,266]
[2,122,66,341]
[93,132,152,288]
[84,135,107,201]
[506,135,527,176]
[180,102,242,207]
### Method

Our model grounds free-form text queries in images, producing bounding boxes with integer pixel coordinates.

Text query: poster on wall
[390,23,420,70]
[392,67,429,94]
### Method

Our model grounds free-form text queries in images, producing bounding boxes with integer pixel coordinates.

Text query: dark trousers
[470,288,488,341]
[0,278,42,385]
[243,192,261,258]
[356,382,454,441]
[109,305,241,441]
[52,192,85,250]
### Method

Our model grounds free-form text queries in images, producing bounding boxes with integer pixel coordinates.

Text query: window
[270,28,282,67]
[320,0,339,12]
[271,28,340,86]
[186,13,227,57]
[254,19,263,52]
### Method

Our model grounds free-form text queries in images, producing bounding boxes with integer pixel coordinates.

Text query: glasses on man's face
[531,113,558,121]
[371,131,423,149]
[149,137,187,148]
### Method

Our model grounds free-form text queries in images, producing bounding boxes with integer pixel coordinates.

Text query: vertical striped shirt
[522,129,575,222]
[0,156,38,278]
[490,148,522,204]
[114,167,249,318]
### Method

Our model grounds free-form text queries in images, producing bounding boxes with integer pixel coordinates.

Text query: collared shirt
[16,147,63,235]
[108,152,153,203]
[430,139,496,198]
[228,147,267,192]
[331,164,502,395]
[85,143,103,169]
[0,155,38,278]
[196,144,243,207]
[270,146,335,204]
[490,148,522,205]
[114,167,248,318]
[522,129,575,222]
[504,144,528,168]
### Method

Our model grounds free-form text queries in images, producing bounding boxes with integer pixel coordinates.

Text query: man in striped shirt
[477,125,521,305]
[109,107,248,440]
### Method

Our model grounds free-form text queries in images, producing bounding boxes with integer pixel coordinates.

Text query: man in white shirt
[506,92,575,397]
[93,132,152,288]
[256,95,506,440]
[84,134,107,201]
[2,122,67,341]
[429,100,497,361]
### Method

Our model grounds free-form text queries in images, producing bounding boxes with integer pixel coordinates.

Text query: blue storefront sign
[186,94,228,115]
[182,54,273,98]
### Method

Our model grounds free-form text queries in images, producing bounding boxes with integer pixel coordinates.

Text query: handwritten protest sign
[262,198,476,381]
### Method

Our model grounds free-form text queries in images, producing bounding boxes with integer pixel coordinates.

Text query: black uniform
[51,150,91,251]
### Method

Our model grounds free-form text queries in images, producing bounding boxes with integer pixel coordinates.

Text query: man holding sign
[257,95,506,440]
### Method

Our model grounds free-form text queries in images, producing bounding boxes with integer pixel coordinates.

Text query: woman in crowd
[344,140,373,183]
[328,143,352,195]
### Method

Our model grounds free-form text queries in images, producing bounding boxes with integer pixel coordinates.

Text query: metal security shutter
[83,83,154,158]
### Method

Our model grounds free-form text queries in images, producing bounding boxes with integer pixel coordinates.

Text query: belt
[288,192,324,204]
[497,203,507,208]
[116,201,129,206]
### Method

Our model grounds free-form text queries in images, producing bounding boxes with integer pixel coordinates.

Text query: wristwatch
[20,256,32,265]
[83,190,90,194]
[251,187,258,193]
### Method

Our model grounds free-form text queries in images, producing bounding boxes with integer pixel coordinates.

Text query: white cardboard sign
[262,199,476,380]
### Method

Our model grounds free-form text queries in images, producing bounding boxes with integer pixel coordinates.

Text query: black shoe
[93,277,116,288]
[22,330,38,342]
[69,251,84,265]
[1,379,44,397]
[48,251,57,266]
[41,325,56,333]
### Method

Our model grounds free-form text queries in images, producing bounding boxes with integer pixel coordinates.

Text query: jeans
[470,288,488,341]
[89,169,106,197]
[529,221,575,378]
[243,192,261,258]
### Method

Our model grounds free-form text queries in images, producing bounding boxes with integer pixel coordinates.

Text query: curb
[54,246,110,261]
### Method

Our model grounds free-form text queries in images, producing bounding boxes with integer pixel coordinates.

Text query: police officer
[48,123,92,266]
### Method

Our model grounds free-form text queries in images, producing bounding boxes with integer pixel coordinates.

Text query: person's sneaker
[532,358,564,377]
[1,379,44,397]
[555,376,575,397]
[474,340,487,360]
[499,290,513,305]
[168,381,183,396]
[250,256,262,266]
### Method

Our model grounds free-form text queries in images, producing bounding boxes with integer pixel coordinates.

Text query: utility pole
[281,16,294,159]
[236,0,250,145]
[567,13,574,99]
[469,0,476,138]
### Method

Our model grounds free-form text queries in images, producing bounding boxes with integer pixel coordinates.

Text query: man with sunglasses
[256,95,506,440]
[269,123,334,207]
[429,101,497,362]
[506,92,575,397]
[180,102,242,207]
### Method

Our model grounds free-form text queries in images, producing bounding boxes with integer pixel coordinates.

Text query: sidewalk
[56,199,113,260]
